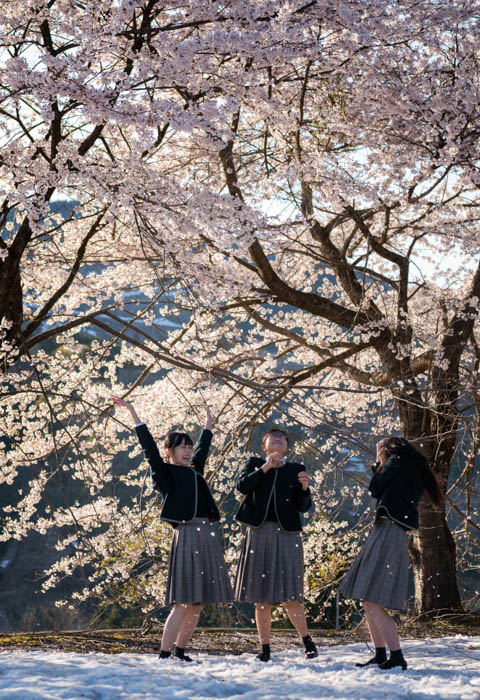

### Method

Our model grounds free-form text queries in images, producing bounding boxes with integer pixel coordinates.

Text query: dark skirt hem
[165,518,234,606]
[234,521,304,604]
[339,517,409,611]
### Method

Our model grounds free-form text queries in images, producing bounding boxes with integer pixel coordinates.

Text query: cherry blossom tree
[1,0,480,622]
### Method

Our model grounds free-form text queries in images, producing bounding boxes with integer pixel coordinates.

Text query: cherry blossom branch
[22,209,108,338]
[219,134,373,329]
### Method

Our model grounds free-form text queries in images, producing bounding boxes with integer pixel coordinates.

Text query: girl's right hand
[263,453,283,471]
[376,439,387,466]
[112,396,141,425]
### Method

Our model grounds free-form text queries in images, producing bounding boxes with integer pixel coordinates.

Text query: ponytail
[421,466,442,507]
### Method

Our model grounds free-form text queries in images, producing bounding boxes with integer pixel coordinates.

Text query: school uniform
[340,453,425,611]
[135,423,234,605]
[234,456,312,604]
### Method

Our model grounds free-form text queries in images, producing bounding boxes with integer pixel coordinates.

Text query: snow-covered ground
[0,636,479,699]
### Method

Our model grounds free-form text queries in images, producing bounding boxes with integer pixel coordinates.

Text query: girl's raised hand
[112,396,141,425]
[204,404,213,430]
[112,395,131,407]
[376,438,387,466]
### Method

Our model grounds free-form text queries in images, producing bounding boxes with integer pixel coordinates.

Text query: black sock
[356,646,387,667]
[174,646,193,662]
[257,643,271,662]
[380,648,407,670]
[302,635,318,659]
[374,646,387,661]
[159,650,171,659]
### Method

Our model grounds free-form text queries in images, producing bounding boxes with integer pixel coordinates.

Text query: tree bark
[0,243,24,368]
[410,502,462,614]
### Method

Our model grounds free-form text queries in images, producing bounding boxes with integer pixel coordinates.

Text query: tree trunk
[409,501,462,614]
[0,254,23,369]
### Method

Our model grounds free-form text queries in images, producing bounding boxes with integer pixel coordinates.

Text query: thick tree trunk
[0,217,33,369]
[0,255,23,369]
[409,502,462,614]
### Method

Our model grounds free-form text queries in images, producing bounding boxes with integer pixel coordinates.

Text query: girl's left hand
[112,395,131,407]
[204,404,213,430]
[298,471,310,491]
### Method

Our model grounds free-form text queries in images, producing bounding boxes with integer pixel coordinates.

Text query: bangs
[261,428,290,447]
[165,431,193,449]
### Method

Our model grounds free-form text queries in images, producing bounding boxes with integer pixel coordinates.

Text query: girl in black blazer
[340,436,441,670]
[234,427,318,662]
[113,396,233,662]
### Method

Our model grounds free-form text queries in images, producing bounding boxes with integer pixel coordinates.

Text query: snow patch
[0,636,479,699]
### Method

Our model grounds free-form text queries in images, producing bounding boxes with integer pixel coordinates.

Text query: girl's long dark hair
[384,436,441,506]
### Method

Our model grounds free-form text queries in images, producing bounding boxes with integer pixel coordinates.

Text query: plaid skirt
[339,517,409,611]
[165,518,234,605]
[234,521,304,604]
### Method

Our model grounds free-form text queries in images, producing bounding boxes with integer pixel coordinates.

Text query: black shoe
[356,655,385,667]
[356,647,387,667]
[257,643,271,662]
[159,650,171,659]
[380,650,407,671]
[302,635,318,659]
[174,646,193,662]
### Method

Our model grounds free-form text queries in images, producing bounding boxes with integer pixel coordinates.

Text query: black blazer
[135,424,220,524]
[369,453,425,530]
[235,457,312,532]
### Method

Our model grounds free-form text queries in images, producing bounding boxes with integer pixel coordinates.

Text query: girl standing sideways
[112,396,234,662]
[340,436,441,670]
[234,428,318,662]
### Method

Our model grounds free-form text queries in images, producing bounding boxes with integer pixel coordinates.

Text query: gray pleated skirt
[339,517,409,611]
[234,521,304,604]
[165,518,234,605]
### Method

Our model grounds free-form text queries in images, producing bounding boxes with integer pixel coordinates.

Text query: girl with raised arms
[234,427,318,662]
[340,436,441,670]
[112,396,234,662]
